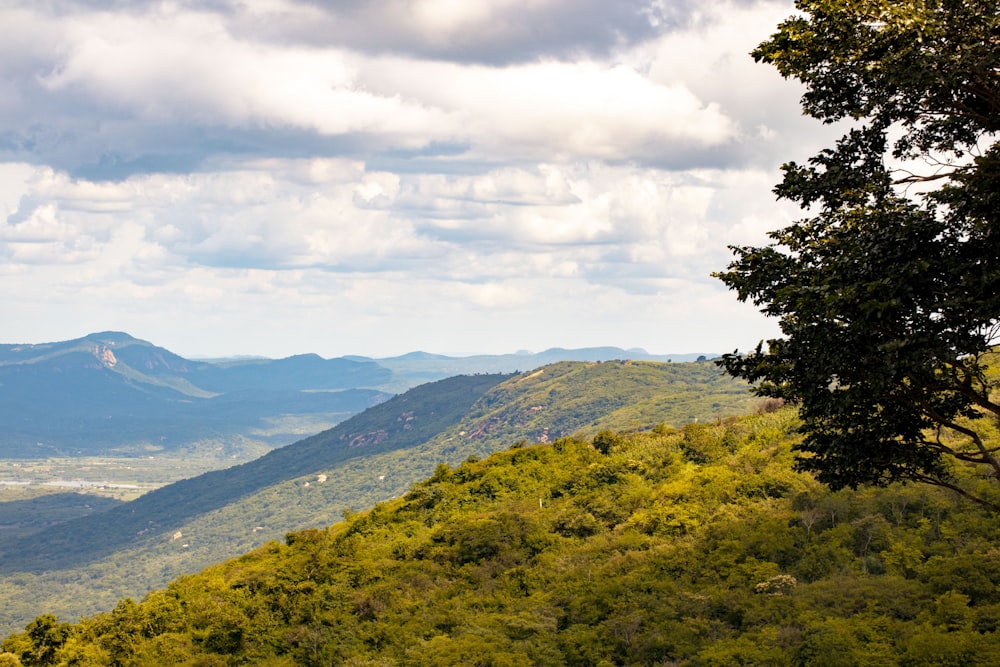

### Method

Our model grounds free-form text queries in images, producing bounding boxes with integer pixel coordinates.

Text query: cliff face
[93,344,117,368]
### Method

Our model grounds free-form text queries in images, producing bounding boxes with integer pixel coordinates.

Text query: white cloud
[3,1,767,174]
[230,0,669,63]
[0,0,817,357]
[41,8,447,138]
[359,58,737,162]
[0,163,36,217]
[2,158,783,292]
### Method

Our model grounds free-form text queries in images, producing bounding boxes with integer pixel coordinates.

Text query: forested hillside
[0,361,755,636]
[0,374,511,572]
[6,408,1000,665]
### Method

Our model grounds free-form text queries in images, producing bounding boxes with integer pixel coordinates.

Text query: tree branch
[910,472,1000,512]
[913,394,1000,478]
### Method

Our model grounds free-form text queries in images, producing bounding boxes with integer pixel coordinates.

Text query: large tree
[715,0,1000,508]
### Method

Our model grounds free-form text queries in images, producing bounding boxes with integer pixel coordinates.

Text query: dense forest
[5,406,1000,665]
[0,361,757,637]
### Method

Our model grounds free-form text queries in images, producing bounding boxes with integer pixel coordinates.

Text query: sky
[0,0,839,359]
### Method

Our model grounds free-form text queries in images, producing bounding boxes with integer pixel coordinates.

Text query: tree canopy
[715,0,1000,508]
[6,413,1000,665]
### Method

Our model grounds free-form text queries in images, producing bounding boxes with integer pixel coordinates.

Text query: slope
[358,346,713,385]
[0,373,510,573]
[0,360,755,635]
[7,408,1000,665]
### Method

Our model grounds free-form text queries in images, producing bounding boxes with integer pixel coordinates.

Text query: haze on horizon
[0,0,836,360]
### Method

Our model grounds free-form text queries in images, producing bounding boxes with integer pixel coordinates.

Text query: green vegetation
[364,347,708,386]
[716,0,1000,507]
[417,360,758,458]
[6,4,998,661]
[0,361,754,637]
[6,408,1000,665]
[0,493,121,541]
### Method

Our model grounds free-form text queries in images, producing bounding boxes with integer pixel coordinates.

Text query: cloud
[363,58,737,164]
[0,0,820,357]
[1,158,788,296]
[0,0,791,179]
[236,0,671,64]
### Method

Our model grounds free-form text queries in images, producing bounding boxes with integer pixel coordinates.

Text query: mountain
[0,332,715,459]
[190,353,395,393]
[0,332,393,458]
[6,408,1000,665]
[0,360,756,635]
[355,346,712,386]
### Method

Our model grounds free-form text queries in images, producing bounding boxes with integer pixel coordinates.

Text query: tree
[6,615,71,666]
[715,0,1000,508]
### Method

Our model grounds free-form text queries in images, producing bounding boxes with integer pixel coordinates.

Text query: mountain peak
[83,331,143,345]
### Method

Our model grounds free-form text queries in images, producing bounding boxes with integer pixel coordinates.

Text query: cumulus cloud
[235,0,670,63]
[360,58,737,164]
[1,157,787,297]
[0,0,795,178]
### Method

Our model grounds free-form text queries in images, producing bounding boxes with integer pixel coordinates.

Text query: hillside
[0,360,755,636]
[0,374,512,573]
[6,408,1000,665]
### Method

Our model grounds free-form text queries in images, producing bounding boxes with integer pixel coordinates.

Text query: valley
[0,452,264,504]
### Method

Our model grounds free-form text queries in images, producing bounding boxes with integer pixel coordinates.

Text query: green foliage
[716,0,1000,508]
[591,431,620,455]
[454,360,756,451]
[0,494,122,541]
[0,361,755,635]
[1,615,70,666]
[8,407,1000,664]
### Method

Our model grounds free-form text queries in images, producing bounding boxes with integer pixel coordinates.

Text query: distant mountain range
[0,332,392,458]
[0,332,714,458]
[349,346,710,386]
